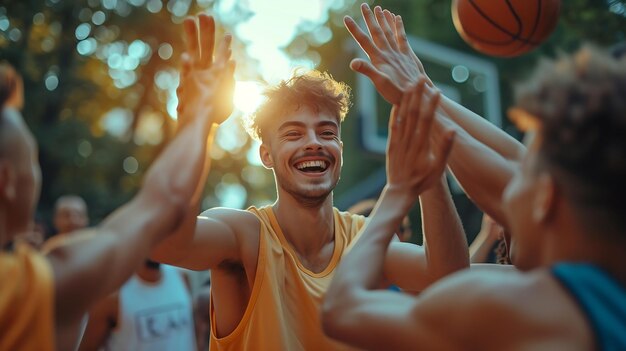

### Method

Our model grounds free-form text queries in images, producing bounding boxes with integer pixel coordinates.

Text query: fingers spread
[394,15,411,54]
[375,6,398,52]
[198,14,216,69]
[361,4,391,51]
[344,16,381,58]
[214,34,233,67]
[183,17,200,62]
[383,10,398,43]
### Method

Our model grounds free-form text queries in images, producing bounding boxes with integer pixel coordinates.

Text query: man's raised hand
[344,4,432,104]
[386,79,455,197]
[176,14,235,129]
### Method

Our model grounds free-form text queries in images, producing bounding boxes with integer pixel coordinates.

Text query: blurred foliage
[0,0,274,231]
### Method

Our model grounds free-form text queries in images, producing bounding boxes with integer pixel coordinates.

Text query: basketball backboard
[356,34,501,155]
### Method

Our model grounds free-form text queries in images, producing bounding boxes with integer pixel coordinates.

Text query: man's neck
[272,192,335,262]
[137,264,162,284]
[1,211,21,250]
[544,223,626,287]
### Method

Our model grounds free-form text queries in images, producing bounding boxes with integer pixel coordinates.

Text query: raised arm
[45,13,236,341]
[384,172,469,293]
[323,80,457,343]
[344,3,525,160]
[149,15,257,271]
[383,175,468,293]
[344,3,523,226]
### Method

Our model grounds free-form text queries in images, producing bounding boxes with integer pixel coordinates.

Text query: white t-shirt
[105,265,196,351]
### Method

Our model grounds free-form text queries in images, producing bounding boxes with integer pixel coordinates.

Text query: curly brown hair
[513,45,626,236]
[243,70,351,142]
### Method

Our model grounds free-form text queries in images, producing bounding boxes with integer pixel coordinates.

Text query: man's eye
[321,131,336,136]
[285,132,300,137]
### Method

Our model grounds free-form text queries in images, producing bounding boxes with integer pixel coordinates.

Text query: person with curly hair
[323,4,626,350]
[152,43,469,351]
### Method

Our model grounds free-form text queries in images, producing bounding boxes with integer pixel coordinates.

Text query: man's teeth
[296,160,327,170]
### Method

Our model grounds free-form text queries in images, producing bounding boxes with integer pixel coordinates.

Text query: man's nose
[304,131,323,151]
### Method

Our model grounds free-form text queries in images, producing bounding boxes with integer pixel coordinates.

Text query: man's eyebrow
[317,121,339,129]
[278,121,306,131]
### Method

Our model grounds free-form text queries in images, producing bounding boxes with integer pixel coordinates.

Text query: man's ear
[259,143,273,169]
[533,172,557,224]
[0,161,16,201]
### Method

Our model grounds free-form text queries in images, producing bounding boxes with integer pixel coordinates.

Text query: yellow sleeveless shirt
[209,206,366,350]
[0,243,54,351]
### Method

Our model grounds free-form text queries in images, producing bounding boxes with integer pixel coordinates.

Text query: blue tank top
[551,263,626,351]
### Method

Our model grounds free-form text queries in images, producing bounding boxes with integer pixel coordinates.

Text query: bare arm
[324,81,457,344]
[78,294,118,351]
[434,117,516,226]
[469,215,502,263]
[344,3,522,226]
[149,16,253,270]
[345,3,525,161]
[419,176,468,281]
[384,177,468,292]
[46,13,236,340]
[324,265,520,350]
[438,97,525,160]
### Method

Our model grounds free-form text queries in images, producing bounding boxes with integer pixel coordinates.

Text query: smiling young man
[152,67,468,349]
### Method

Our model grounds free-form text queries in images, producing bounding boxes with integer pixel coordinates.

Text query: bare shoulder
[412,268,593,350]
[199,207,261,243]
[199,207,259,233]
[198,207,261,269]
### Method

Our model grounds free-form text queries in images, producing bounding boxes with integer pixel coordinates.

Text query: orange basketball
[452,0,561,57]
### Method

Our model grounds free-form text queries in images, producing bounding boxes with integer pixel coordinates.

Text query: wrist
[381,184,417,214]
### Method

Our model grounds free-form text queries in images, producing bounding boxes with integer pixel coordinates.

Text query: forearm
[469,230,498,263]
[419,176,468,283]
[52,110,218,325]
[330,186,413,301]
[141,111,216,217]
[146,113,218,262]
[439,95,525,161]
[324,187,414,341]
[433,117,515,227]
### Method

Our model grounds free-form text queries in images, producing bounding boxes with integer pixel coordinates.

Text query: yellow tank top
[209,206,366,350]
[0,243,54,351]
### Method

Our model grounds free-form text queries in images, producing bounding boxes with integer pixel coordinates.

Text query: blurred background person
[42,195,89,253]
[79,260,196,351]
[469,214,510,264]
[15,215,49,250]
